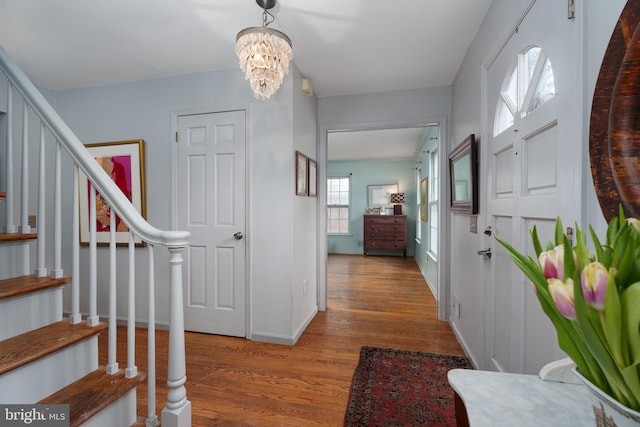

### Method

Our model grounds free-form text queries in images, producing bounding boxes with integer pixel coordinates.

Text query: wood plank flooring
[100,254,464,426]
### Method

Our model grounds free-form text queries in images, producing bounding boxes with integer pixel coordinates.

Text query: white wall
[47,63,318,344]
[448,0,627,369]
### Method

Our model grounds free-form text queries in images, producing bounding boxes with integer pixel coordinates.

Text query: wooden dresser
[363,215,407,258]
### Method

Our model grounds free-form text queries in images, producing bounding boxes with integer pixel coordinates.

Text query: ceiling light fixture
[235,0,293,100]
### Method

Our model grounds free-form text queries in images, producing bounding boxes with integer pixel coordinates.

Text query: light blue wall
[327,159,415,256]
[45,64,318,344]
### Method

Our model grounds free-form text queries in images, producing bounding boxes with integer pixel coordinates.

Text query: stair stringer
[0,336,98,404]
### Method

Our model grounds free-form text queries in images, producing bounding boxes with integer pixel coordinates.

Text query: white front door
[483,0,581,374]
[177,110,246,337]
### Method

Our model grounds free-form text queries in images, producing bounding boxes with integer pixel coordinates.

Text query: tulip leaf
[590,225,604,262]
[622,363,640,411]
[530,226,543,258]
[604,272,626,367]
[622,283,640,365]
[555,216,564,246]
[574,274,639,408]
[563,236,576,281]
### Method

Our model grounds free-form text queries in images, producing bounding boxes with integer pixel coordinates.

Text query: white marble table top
[448,369,596,426]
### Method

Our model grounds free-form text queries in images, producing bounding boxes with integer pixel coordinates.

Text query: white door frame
[317,117,450,321]
[170,107,250,335]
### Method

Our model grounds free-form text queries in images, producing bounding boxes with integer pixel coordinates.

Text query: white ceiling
[328,127,434,161]
[0,0,489,159]
[0,0,491,97]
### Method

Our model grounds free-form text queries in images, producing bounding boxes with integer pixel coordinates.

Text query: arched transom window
[493,46,556,136]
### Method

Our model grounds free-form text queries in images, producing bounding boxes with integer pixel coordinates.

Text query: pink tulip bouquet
[497,208,640,411]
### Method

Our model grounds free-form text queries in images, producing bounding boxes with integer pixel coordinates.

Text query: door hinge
[567,0,575,20]
[175,131,179,143]
[566,226,574,245]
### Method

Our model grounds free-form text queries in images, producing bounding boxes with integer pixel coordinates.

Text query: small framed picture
[296,151,308,196]
[308,158,317,197]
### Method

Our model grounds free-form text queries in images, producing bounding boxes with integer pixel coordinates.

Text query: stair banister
[0,44,192,426]
[0,46,189,247]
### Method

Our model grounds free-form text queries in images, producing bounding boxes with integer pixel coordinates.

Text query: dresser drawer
[365,231,406,241]
[364,240,406,251]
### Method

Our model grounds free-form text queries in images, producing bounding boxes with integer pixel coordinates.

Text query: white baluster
[4,85,15,233]
[106,207,118,374]
[35,123,46,277]
[87,182,99,327]
[69,164,81,325]
[126,232,138,378]
[19,102,30,233]
[146,244,158,427]
[51,141,63,278]
[161,246,192,427]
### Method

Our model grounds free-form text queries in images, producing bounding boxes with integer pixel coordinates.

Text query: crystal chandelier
[235,0,293,100]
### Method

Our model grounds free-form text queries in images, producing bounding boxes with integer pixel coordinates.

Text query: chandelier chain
[262,9,275,27]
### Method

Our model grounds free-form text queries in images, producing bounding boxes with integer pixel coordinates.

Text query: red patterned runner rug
[344,346,472,426]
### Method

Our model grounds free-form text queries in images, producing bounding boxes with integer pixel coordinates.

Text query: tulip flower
[580,262,608,311]
[539,245,564,279]
[627,217,640,233]
[548,278,576,320]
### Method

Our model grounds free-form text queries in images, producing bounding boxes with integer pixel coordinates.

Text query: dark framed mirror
[449,134,478,214]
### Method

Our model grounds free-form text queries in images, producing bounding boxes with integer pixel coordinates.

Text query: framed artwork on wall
[78,139,146,245]
[367,184,398,208]
[308,158,317,197]
[295,151,308,196]
[449,134,478,214]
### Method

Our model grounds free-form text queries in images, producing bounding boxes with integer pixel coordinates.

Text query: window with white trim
[327,176,350,234]
[494,46,556,136]
[429,149,439,256]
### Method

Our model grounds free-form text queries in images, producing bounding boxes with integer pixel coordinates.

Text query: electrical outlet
[28,215,36,228]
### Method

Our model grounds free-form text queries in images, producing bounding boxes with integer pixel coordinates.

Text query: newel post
[161,245,192,427]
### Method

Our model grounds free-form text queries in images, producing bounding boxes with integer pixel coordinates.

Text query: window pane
[528,57,556,113]
[494,99,514,136]
[505,67,518,107]
[328,177,350,234]
[522,47,541,99]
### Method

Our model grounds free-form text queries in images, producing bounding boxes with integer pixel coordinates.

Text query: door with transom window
[483,0,581,374]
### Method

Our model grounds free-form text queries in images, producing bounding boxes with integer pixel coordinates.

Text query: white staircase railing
[0,44,192,427]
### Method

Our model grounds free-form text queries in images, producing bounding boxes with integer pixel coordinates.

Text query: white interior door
[484,0,581,374]
[177,110,246,337]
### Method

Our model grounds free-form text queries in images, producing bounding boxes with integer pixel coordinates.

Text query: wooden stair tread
[0,274,71,300]
[0,320,107,376]
[39,367,146,427]
[0,191,5,198]
[0,233,37,242]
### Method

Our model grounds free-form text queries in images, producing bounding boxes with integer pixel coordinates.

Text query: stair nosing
[0,320,107,376]
[0,233,38,243]
[0,274,71,300]
[38,366,146,427]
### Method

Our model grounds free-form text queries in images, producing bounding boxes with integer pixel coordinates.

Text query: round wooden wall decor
[590,0,640,221]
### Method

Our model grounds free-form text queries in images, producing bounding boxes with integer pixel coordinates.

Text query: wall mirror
[449,134,478,214]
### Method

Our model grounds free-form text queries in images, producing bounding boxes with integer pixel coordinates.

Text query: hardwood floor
[100,254,464,426]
